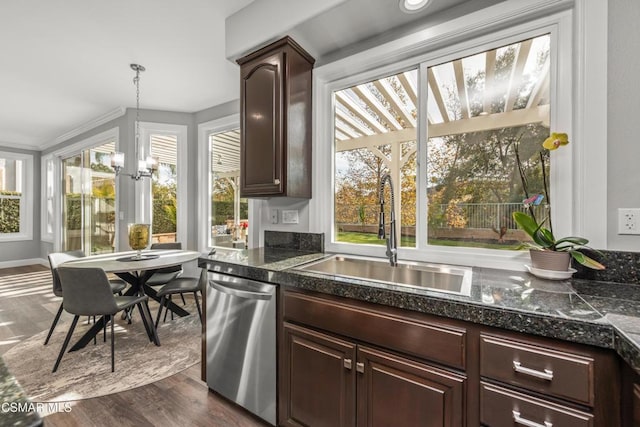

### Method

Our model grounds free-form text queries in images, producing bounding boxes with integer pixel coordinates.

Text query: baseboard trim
[0,258,48,269]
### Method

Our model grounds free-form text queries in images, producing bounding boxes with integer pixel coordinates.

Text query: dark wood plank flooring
[0,265,267,427]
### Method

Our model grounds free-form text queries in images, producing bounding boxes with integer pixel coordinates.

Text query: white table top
[59,249,201,273]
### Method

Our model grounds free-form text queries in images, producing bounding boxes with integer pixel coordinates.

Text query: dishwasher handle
[209,279,273,301]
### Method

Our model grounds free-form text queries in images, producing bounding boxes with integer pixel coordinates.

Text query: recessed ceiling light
[399,0,431,13]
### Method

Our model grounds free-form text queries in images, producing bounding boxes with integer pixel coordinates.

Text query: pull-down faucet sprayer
[378,173,398,267]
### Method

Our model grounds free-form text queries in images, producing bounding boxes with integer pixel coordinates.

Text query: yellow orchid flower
[542,132,569,151]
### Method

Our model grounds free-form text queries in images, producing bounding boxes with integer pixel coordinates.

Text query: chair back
[150,242,183,274]
[48,251,85,297]
[57,267,119,316]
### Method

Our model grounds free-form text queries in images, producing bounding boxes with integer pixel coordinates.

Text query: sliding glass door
[61,142,117,254]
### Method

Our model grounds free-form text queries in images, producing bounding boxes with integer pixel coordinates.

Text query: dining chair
[45,251,127,345]
[52,267,157,373]
[146,242,186,304]
[154,277,203,329]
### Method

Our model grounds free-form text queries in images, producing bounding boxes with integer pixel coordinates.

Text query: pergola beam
[427,68,449,123]
[484,50,496,114]
[335,91,387,133]
[398,71,417,106]
[505,39,533,112]
[352,85,403,131]
[335,105,550,152]
[335,107,374,136]
[453,59,469,119]
[374,79,416,128]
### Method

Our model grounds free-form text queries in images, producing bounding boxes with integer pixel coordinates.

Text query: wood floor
[0,265,267,427]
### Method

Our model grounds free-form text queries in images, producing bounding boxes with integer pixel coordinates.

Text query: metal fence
[336,202,548,230]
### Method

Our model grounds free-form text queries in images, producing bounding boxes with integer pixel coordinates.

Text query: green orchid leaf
[512,212,539,238]
[537,227,556,245]
[570,251,606,270]
[556,236,589,246]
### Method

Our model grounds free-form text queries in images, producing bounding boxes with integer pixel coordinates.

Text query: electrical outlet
[271,209,278,224]
[618,208,640,234]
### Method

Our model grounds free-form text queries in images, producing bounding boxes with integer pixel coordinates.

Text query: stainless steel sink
[297,255,472,296]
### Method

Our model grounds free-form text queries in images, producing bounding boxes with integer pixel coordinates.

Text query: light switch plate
[282,210,299,224]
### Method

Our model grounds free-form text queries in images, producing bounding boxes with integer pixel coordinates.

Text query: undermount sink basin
[297,255,472,296]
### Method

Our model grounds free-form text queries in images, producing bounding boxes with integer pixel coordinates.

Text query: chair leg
[136,303,152,343]
[141,301,160,346]
[155,296,166,328]
[44,302,64,345]
[180,293,186,305]
[193,292,202,324]
[52,315,80,373]
[169,296,174,321]
[103,316,107,342]
[110,315,115,372]
[163,296,171,323]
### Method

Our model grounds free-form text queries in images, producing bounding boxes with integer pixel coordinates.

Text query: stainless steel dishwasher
[206,272,277,426]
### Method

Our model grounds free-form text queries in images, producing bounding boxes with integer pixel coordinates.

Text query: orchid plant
[512,133,605,270]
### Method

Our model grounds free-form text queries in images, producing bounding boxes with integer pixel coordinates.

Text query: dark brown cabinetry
[279,289,621,427]
[280,291,467,427]
[237,37,314,198]
[621,362,640,426]
[479,332,620,427]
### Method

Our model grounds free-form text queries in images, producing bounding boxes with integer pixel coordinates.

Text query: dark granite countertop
[199,248,640,374]
[0,357,42,426]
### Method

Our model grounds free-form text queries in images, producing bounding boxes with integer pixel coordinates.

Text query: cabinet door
[282,322,356,427]
[240,51,284,197]
[357,346,466,427]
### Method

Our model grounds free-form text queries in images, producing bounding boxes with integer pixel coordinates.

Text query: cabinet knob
[343,358,352,370]
[512,361,554,381]
[356,362,365,373]
[512,410,552,427]
[274,178,281,185]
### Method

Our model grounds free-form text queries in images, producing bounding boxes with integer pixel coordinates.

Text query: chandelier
[110,64,158,180]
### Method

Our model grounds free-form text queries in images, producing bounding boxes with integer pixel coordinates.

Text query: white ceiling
[0,0,253,149]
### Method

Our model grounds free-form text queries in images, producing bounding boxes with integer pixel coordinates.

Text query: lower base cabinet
[278,289,622,426]
[281,322,465,427]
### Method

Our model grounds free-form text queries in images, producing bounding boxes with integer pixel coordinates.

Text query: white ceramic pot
[529,249,571,271]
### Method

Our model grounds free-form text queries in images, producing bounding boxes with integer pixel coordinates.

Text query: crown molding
[39,106,127,151]
[0,141,41,152]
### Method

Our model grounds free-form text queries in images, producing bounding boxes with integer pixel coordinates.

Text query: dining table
[59,248,201,351]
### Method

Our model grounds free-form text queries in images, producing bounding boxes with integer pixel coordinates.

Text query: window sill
[0,233,34,243]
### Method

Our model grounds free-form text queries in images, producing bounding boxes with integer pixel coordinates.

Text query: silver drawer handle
[513,361,554,381]
[513,410,552,427]
[344,359,352,370]
[274,178,280,185]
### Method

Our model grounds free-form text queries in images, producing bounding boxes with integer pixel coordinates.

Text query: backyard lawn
[337,231,521,250]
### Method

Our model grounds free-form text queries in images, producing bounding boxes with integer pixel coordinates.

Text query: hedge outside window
[0,152,32,241]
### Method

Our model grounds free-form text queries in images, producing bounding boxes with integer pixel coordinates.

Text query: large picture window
[333,34,551,252]
[0,151,33,241]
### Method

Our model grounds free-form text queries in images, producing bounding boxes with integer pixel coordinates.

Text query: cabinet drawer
[480,334,594,406]
[481,382,593,427]
[284,291,467,369]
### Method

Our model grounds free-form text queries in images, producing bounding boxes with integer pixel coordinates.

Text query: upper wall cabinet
[237,36,315,198]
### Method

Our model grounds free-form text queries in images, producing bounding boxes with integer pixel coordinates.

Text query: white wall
[607,0,640,251]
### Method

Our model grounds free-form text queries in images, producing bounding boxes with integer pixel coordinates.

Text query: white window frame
[0,151,33,242]
[50,127,120,252]
[138,122,188,247]
[198,114,257,252]
[310,0,606,271]
[41,153,54,242]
